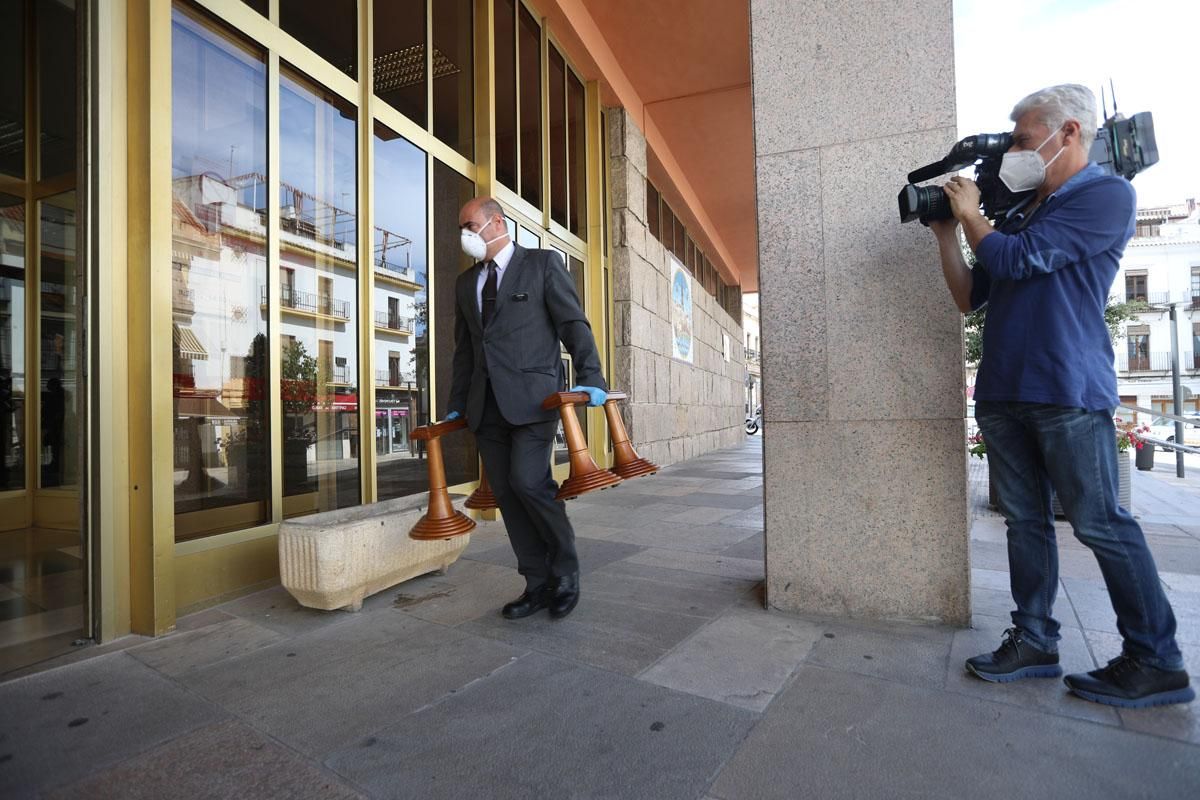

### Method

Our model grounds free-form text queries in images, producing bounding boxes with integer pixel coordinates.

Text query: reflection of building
[1112,198,1200,417]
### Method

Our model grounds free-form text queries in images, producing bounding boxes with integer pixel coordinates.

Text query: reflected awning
[173,324,208,360]
[175,394,234,418]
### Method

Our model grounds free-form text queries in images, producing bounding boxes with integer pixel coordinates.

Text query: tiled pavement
[3,437,1199,798]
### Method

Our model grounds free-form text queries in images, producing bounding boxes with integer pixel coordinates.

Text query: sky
[954,0,1200,207]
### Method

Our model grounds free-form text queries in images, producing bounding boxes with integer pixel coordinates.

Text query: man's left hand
[570,385,607,407]
[943,176,981,222]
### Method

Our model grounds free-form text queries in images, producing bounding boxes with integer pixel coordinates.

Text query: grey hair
[1010,84,1097,150]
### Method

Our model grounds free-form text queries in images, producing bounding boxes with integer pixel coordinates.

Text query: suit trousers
[475,383,579,589]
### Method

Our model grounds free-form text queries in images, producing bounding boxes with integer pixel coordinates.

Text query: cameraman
[931,84,1192,708]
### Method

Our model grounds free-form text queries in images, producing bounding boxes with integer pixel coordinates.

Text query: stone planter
[279,494,470,612]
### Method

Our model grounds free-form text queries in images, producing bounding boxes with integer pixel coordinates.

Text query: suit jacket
[448,245,607,430]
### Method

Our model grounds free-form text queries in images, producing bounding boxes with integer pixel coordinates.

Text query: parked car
[1147,414,1200,450]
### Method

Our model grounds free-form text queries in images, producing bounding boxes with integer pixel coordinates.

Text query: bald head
[458,196,511,262]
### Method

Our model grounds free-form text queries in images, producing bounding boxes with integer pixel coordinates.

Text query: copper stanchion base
[610,458,658,481]
[409,511,476,540]
[464,485,497,510]
[556,468,623,501]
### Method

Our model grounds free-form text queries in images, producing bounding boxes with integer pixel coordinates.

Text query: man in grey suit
[444,197,608,620]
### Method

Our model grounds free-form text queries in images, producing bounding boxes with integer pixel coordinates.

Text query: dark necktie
[481,260,498,328]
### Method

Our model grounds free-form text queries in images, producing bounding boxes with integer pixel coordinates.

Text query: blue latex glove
[444,411,461,421]
[570,385,607,407]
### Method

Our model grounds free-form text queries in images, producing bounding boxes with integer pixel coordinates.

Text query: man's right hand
[444,411,461,422]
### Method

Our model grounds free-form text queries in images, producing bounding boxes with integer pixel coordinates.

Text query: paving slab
[127,617,286,677]
[720,532,764,560]
[666,492,764,510]
[662,506,744,526]
[180,611,524,757]
[708,666,1200,800]
[592,520,759,555]
[459,594,710,676]
[213,584,361,638]
[389,559,526,626]
[802,617,955,691]
[462,535,644,574]
[626,548,764,582]
[44,719,365,800]
[639,608,822,711]
[718,508,765,529]
[325,653,759,800]
[0,652,227,799]
[585,561,757,619]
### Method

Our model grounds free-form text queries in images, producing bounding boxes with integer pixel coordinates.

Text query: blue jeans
[976,401,1183,670]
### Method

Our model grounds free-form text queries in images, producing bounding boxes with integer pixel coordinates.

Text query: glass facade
[38,0,77,181]
[432,0,474,159]
[0,2,24,179]
[517,5,542,209]
[0,193,24,491]
[280,0,357,77]
[2,0,86,672]
[432,160,477,488]
[279,68,361,516]
[374,0,427,128]
[171,7,271,536]
[157,0,610,544]
[38,193,77,489]
[493,0,518,191]
[373,123,429,501]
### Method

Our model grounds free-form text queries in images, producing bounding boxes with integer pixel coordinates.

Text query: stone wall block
[750,0,955,155]
[763,420,969,624]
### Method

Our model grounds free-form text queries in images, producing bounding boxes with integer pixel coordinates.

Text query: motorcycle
[744,405,763,435]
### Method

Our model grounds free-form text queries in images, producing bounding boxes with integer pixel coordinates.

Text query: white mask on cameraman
[999,125,1066,193]
[460,218,507,261]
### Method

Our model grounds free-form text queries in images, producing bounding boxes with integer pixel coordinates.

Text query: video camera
[897,111,1158,225]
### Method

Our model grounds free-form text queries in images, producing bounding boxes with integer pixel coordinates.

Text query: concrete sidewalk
[3,437,1199,798]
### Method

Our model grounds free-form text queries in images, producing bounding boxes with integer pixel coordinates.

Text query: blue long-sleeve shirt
[969,162,1136,411]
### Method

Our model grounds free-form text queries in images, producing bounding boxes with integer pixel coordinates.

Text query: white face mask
[999,125,1066,193]
[460,218,507,260]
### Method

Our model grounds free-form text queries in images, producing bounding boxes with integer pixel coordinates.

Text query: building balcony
[1116,350,1197,374]
[374,310,413,334]
[374,260,420,288]
[261,286,351,321]
[376,370,415,388]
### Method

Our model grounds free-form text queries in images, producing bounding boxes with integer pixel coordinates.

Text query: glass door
[0,0,88,675]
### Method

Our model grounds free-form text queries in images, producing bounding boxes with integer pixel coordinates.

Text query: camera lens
[897,183,953,224]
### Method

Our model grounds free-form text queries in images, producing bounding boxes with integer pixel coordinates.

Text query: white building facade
[1112,198,1200,418]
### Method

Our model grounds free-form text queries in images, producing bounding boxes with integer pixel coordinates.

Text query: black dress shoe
[501,587,550,619]
[548,573,580,619]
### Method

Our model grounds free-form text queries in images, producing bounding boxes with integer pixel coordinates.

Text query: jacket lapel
[489,244,527,327]
[462,266,483,333]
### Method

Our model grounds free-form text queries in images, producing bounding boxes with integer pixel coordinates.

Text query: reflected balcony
[374,310,413,335]
[376,369,415,388]
[261,286,351,322]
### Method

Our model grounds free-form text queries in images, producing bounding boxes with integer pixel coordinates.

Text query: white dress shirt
[476,241,515,313]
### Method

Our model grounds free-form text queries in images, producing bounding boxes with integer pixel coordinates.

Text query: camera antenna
[1110,79,1119,119]
[1100,85,1109,121]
